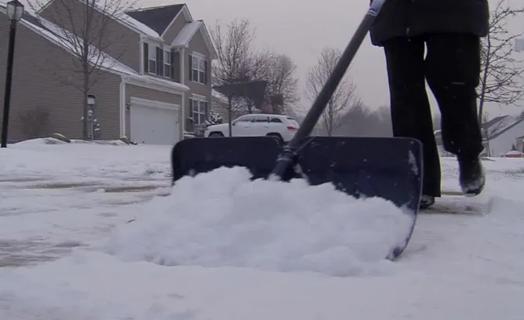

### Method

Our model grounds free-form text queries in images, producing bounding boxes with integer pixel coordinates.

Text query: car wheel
[266,133,284,143]
[209,132,224,137]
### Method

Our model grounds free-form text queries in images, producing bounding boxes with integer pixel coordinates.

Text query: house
[516,136,524,152]
[435,112,524,157]
[0,0,216,144]
[482,112,524,156]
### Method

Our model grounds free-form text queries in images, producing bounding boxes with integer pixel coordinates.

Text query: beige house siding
[162,13,188,45]
[188,31,210,56]
[124,84,183,138]
[187,32,212,97]
[125,84,182,106]
[40,0,141,71]
[0,15,122,141]
[184,32,212,133]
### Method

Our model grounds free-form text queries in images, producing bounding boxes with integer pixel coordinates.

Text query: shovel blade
[171,136,423,259]
[172,137,282,181]
[296,137,423,213]
[172,136,422,212]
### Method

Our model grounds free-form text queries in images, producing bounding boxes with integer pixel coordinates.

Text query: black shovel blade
[296,137,423,213]
[172,136,422,213]
[172,137,282,181]
[171,136,423,259]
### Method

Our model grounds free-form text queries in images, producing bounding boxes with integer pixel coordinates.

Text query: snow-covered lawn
[0,138,523,320]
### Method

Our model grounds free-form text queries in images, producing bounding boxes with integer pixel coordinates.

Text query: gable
[188,28,210,56]
[162,7,190,44]
[172,21,217,59]
[126,4,185,35]
[485,114,524,140]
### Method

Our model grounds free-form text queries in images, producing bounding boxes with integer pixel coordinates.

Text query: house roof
[1,8,188,93]
[482,113,524,140]
[24,0,216,59]
[126,4,185,36]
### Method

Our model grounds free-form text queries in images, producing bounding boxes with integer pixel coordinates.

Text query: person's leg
[384,37,441,200]
[425,34,485,194]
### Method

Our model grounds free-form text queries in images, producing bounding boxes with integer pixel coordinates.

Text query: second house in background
[0,1,216,144]
[127,4,217,138]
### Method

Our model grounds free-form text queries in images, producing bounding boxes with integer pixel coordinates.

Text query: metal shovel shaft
[271,0,386,179]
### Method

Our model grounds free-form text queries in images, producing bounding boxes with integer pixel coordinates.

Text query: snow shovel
[172,0,423,259]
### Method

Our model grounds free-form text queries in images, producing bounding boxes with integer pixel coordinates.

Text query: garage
[129,97,181,145]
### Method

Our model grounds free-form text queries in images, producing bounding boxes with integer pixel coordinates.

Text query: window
[190,97,208,125]
[270,117,283,123]
[148,43,157,75]
[191,54,207,84]
[235,115,254,123]
[164,50,171,78]
[254,116,269,122]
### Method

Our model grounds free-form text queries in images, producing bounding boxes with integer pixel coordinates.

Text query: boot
[420,195,435,209]
[458,156,485,196]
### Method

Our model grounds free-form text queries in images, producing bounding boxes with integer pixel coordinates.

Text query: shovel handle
[271,0,387,179]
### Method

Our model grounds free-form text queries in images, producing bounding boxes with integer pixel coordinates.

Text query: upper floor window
[190,53,207,84]
[144,42,173,79]
[147,43,157,75]
[164,50,171,78]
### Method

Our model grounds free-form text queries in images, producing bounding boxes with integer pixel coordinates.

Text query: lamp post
[1,0,24,148]
[87,94,96,140]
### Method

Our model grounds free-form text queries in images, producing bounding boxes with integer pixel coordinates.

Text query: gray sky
[5,0,521,115]
[137,0,524,116]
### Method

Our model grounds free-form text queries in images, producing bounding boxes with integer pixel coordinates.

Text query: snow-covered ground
[0,138,523,320]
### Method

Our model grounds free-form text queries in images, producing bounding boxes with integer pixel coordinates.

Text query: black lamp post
[87,94,96,140]
[1,0,24,148]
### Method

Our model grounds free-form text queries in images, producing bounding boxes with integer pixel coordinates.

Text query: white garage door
[130,98,180,145]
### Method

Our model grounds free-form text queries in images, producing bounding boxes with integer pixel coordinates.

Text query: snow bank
[107,167,412,276]
[1,140,170,180]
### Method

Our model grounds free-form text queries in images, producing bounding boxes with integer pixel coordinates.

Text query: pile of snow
[1,142,524,319]
[1,138,170,180]
[107,167,412,276]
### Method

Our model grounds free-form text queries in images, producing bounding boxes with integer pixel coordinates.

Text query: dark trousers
[383,34,484,197]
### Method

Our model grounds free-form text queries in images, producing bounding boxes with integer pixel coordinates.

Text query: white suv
[204,114,300,142]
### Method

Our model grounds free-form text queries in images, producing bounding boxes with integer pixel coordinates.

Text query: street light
[87,95,96,107]
[1,0,24,148]
[87,95,96,140]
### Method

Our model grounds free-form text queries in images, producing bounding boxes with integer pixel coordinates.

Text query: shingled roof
[126,4,185,35]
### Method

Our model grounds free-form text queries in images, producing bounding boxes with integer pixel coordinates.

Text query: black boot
[458,157,485,196]
[419,195,435,209]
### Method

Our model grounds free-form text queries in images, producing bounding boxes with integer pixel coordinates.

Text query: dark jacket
[370,0,490,46]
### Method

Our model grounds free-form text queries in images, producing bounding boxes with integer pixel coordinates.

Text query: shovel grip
[271,146,298,181]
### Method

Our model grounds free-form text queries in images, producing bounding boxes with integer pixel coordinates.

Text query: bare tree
[210,19,256,131]
[211,19,254,85]
[479,0,524,120]
[251,51,298,114]
[28,0,134,139]
[211,18,298,134]
[336,103,392,137]
[305,48,359,136]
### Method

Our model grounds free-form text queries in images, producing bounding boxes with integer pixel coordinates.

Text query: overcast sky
[136,0,524,116]
[3,0,521,115]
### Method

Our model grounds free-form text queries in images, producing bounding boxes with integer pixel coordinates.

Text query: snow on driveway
[0,138,523,320]
[0,139,172,266]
